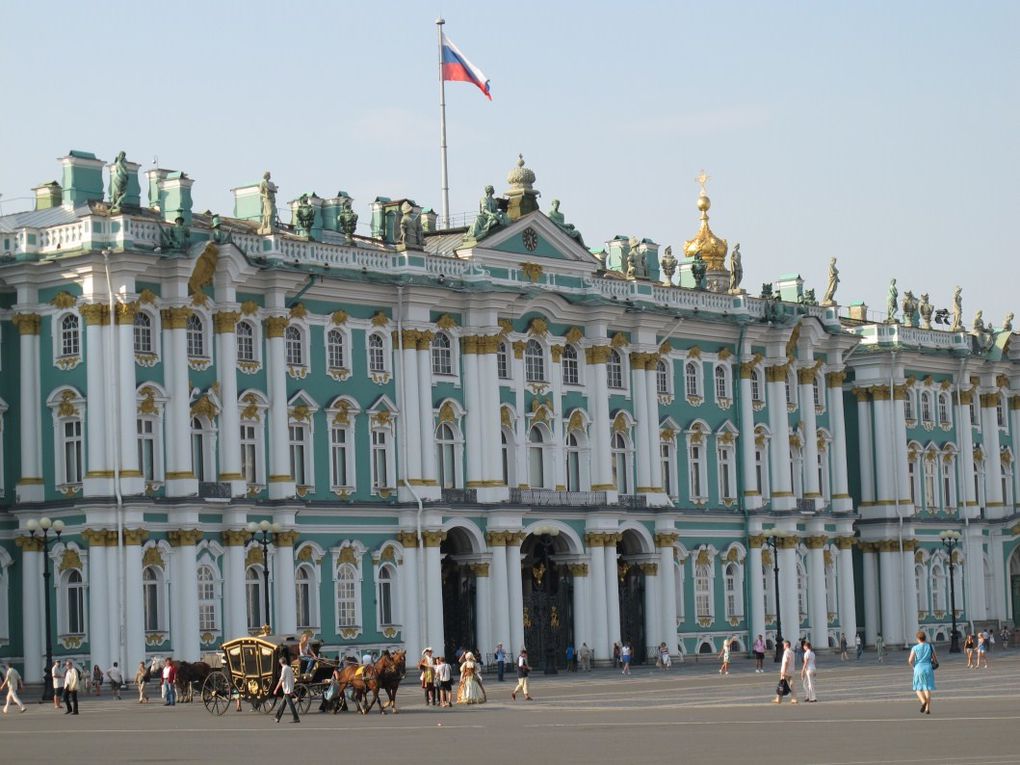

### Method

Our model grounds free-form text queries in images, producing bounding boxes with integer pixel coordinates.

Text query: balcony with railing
[509,488,608,507]
[441,488,478,504]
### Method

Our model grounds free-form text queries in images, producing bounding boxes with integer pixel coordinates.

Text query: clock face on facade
[522,228,538,252]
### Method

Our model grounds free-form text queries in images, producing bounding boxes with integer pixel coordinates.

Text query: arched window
[236,320,255,362]
[368,333,386,374]
[931,564,947,613]
[377,565,395,627]
[724,562,743,618]
[685,361,699,397]
[496,342,510,379]
[528,426,546,489]
[432,332,453,375]
[607,349,623,389]
[524,340,545,382]
[327,328,345,369]
[656,360,669,395]
[694,562,712,620]
[336,563,358,628]
[186,314,205,358]
[285,325,304,366]
[60,313,80,358]
[921,392,933,423]
[562,344,579,385]
[938,393,950,425]
[611,432,629,494]
[246,565,265,631]
[133,312,152,354]
[143,566,164,633]
[295,565,314,630]
[64,569,86,635]
[436,422,458,489]
[197,565,218,632]
[714,366,728,401]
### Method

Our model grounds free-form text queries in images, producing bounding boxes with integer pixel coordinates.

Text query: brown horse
[174,661,212,702]
[361,650,407,714]
[332,660,377,714]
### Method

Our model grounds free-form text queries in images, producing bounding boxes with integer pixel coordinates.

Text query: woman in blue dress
[908,630,936,714]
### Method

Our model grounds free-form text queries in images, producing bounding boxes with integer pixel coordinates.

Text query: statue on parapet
[109,151,129,214]
[691,251,707,290]
[660,245,677,285]
[160,216,190,251]
[918,293,932,329]
[257,171,277,235]
[886,278,898,322]
[398,201,424,250]
[822,257,839,306]
[902,290,918,327]
[547,199,584,246]
[949,286,963,332]
[465,185,510,242]
[1003,312,1014,333]
[972,310,985,334]
[728,244,743,292]
[338,196,358,244]
[210,213,232,244]
[295,194,315,239]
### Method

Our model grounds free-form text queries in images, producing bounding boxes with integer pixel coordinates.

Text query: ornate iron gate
[619,563,646,663]
[441,558,476,660]
[522,547,573,670]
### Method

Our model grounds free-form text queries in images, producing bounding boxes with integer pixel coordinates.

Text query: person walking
[718,637,732,675]
[418,648,436,705]
[875,634,886,663]
[773,640,798,704]
[612,642,621,668]
[106,662,123,700]
[92,664,103,696]
[1,662,26,714]
[579,643,592,672]
[976,632,989,668]
[52,659,65,709]
[839,633,848,661]
[621,642,632,675]
[273,656,300,723]
[512,649,532,701]
[135,661,149,703]
[801,641,817,702]
[565,643,575,672]
[753,634,766,673]
[63,660,79,714]
[494,643,506,682]
[855,633,864,660]
[162,658,177,706]
[908,630,936,714]
[963,633,976,668]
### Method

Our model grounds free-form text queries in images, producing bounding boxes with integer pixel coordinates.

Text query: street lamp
[247,521,282,632]
[764,530,794,663]
[938,530,962,653]
[26,517,65,702]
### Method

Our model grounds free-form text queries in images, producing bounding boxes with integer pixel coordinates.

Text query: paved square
[2,651,1017,765]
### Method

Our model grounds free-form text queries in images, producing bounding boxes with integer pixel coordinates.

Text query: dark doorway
[1012,575,1020,629]
[619,563,646,663]
[441,529,478,661]
[522,534,574,671]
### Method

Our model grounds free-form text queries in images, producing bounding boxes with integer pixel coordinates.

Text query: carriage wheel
[202,672,230,716]
[294,683,313,715]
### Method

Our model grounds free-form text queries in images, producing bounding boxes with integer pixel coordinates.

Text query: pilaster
[14,312,44,501]
[265,315,295,499]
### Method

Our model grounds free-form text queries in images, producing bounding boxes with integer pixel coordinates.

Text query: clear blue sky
[3,0,1018,324]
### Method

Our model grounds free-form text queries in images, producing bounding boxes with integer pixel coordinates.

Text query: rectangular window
[689,445,702,498]
[331,427,349,487]
[63,420,83,484]
[240,424,257,484]
[372,430,388,489]
[137,418,155,481]
[660,443,673,496]
[289,425,306,485]
[497,344,510,379]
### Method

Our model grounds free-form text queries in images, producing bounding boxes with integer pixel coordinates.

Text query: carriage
[200,633,334,716]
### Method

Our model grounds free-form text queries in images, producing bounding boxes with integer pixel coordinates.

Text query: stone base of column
[83,476,115,498]
[268,479,296,500]
[15,482,45,503]
[417,485,442,502]
[165,477,199,497]
[831,496,854,513]
[475,486,509,503]
[638,490,673,508]
[223,478,248,498]
[770,494,797,511]
[118,476,146,496]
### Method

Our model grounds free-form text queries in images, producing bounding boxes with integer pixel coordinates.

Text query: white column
[643,563,660,652]
[417,336,439,497]
[478,339,507,498]
[223,533,247,638]
[657,536,679,654]
[163,307,196,496]
[273,534,297,635]
[964,531,986,621]
[1011,391,1020,511]
[980,392,1005,514]
[463,341,483,488]
[604,536,622,649]
[215,312,245,496]
[872,389,895,504]
[748,538,766,647]
[586,538,609,661]
[827,371,852,512]
[893,386,913,510]
[398,533,421,653]
[798,367,821,502]
[423,535,445,652]
[507,534,525,653]
[116,305,143,494]
[15,314,44,501]
[958,388,977,515]
[835,538,858,644]
[766,365,794,508]
[806,539,828,648]
[572,567,591,657]
[879,544,903,645]
[589,351,615,496]
[123,533,145,671]
[778,543,800,642]
[738,367,760,510]
[902,543,920,642]
[856,389,875,505]
[862,545,879,645]
[487,533,511,652]
[550,348,566,490]
[85,533,111,672]
[630,358,652,493]
[170,531,200,661]
[474,566,492,662]
[644,358,663,498]
[105,534,119,665]
[82,309,111,496]
[988,529,1006,619]
[19,543,42,682]
[265,316,294,499]
[396,333,422,502]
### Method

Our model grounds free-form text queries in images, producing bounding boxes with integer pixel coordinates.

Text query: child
[436,656,453,707]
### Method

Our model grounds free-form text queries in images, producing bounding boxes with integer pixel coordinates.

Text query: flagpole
[436,17,451,230]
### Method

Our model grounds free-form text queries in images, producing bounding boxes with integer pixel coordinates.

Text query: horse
[332,659,377,714]
[174,661,212,702]
[361,650,407,714]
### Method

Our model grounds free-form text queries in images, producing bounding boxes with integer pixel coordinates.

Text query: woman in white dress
[456,652,487,705]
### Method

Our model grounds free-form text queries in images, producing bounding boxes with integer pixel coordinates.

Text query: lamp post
[26,517,64,702]
[939,530,962,653]
[765,530,791,663]
[247,521,281,632]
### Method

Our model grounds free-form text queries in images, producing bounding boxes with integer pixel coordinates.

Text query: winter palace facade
[1,150,1019,681]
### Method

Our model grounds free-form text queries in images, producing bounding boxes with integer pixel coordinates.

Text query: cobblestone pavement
[3,650,1017,764]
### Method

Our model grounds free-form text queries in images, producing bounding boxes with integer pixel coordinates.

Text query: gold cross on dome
[695,170,710,195]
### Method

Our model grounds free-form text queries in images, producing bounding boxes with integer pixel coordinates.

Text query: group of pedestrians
[964,629,994,668]
[417,646,491,707]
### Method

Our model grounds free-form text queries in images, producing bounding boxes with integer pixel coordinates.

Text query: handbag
[776,678,791,696]
[930,651,939,670]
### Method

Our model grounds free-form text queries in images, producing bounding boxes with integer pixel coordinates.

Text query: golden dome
[683,190,728,270]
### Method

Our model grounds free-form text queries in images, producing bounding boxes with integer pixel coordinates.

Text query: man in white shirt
[52,660,65,709]
[800,640,817,702]
[273,656,300,723]
[63,660,80,714]
[1,663,26,713]
[106,662,124,700]
[772,640,798,704]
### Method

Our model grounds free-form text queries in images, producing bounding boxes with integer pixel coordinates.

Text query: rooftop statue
[660,245,677,285]
[728,243,743,292]
[399,201,424,250]
[109,151,129,214]
[691,251,707,290]
[547,199,584,246]
[918,293,932,329]
[972,310,985,334]
[160,216,190,251]
[258,171,277,235]
[338,196,358,244]
[1004,312,1014,333]
[296,194,315,239]
[902,290,918,328]
[465,185,510,243]
[211,213,232,244]
[886,278,898,323]
[626,235,649,280]
[822,257,839,306]
[950,286,963,332]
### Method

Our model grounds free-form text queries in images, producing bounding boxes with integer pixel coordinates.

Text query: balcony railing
[509,489,608,507]
[617,494,648,509]
[198,482,232,499]
[441,488,477,504]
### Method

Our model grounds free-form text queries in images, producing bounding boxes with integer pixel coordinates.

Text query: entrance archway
[521,531,574,671]
[441,527,478,660]
[618,529,650,664]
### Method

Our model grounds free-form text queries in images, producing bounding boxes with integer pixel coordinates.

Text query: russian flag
[441,33,491,100]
